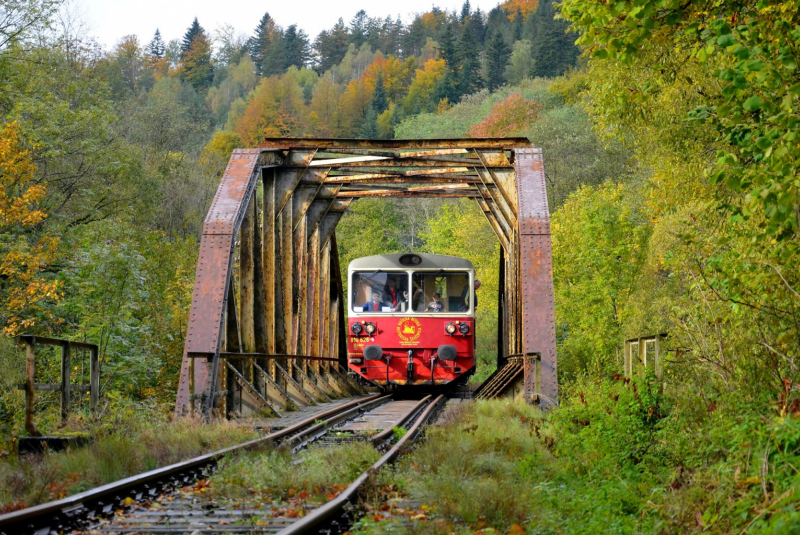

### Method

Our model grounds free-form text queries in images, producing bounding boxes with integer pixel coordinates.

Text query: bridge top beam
[260,138,531,150]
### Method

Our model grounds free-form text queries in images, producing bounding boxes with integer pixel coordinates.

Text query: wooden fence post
[61,341,71,422]
[90,345,100,415]
[25,338,39,436]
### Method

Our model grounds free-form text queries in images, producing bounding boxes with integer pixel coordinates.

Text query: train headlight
[458,323,470,335]
[445,322,457,335]
[365,322,377,335]
[351,323,363,335]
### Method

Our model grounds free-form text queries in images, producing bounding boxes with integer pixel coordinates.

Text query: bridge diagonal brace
[226,361,280,418]
[254,362,297,412]
[305,367,340,399]
[292,362,332,403]
[274,362,316,407]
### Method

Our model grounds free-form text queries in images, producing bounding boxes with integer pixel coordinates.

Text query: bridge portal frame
[175,138,557,417]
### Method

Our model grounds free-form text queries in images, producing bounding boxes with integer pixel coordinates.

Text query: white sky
[74,0,505,50]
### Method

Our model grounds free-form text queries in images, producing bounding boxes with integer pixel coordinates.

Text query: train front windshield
[351,271,410,313]
[411,272,471,312]
[350,270,471,314]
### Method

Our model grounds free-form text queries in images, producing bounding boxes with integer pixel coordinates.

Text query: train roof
[348,253,474,271]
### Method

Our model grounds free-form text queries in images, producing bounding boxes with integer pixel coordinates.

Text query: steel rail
[368,394,432,450]
[286,395,392,454]
[277,394,447,535]
[0,394,387,535]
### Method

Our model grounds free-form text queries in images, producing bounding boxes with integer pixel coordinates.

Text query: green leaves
[743,95,764,111]
[559,0,800,421]
[733,46,752,60]
[717,33,737,47]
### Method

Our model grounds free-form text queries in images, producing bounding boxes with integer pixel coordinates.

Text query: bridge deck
[250,395,374,431]
[338,400,421,433]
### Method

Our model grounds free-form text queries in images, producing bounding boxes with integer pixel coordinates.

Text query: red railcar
[347,253,476,388]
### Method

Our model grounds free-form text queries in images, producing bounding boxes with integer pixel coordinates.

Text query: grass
[0,398,260,513]
[353,383,800,534]
[208,441,381,504]
[356,400,558,534]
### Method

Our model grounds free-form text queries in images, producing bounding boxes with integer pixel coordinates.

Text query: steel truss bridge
[175,138,557,417]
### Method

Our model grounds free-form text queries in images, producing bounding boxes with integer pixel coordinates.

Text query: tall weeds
[0,397,258,511]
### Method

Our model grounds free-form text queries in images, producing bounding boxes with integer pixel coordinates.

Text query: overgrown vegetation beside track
[0,398,259,512]
[208,442,380,506]
[355,392,800,534]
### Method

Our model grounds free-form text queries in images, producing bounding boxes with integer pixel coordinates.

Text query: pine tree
[433,68,459,105]
[471,8,486,45]
[529,0,579,78]
[380,16,403,57]
[372,71,388,114]
[261,28,285,76]
[403,17,427,58]
[181,18,204,54]
[249,12,277,75]
[366,16,383,52]
[181,32,214,90]
[315,18,349,72]
[360,71,389,138]
[439,24,456,66]
[148,29,165,58]
[456,18,483,95]
[512,8,524,41]
[460,1,471,23]
[359,107,378,138]
[434,25,459,104]
[485,31,511,91]
[350,10,369,48]
[283,25,311,69]
[179,18,213,91]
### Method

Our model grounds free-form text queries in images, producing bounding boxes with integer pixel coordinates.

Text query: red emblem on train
[397,317,422,345]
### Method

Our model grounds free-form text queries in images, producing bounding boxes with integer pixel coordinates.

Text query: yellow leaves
[234,74,310,145]
[403,59,447,113]
[381,57,415,102]
[376,103,396,139]
[420,11,443,28]
[0,122,45,228]
[309,75,344,137]
[0,122,61,335]
[202,131,242,162]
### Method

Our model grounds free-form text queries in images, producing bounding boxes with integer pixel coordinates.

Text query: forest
[2,0,800,531]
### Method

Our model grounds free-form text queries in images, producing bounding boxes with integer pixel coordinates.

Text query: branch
[765,262,800,301]
[760,341,798,373]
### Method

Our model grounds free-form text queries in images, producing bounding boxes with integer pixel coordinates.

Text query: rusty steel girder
[175,139,558,417]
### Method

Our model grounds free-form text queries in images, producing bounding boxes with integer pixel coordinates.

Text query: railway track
[0,394,446,535]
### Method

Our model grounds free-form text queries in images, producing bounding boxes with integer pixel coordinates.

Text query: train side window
[411,272,470,313]
[351,271,409,313]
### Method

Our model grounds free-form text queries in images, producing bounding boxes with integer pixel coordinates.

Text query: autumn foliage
[0,122,61,335]
[468,93,542,137]
[501,0,539,19]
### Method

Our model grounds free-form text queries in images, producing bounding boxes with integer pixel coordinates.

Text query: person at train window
[411,281,425,311]
[384,277,401,311]
[460,279,482,311]
[426,292,445,312]
[362,290,389,312]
